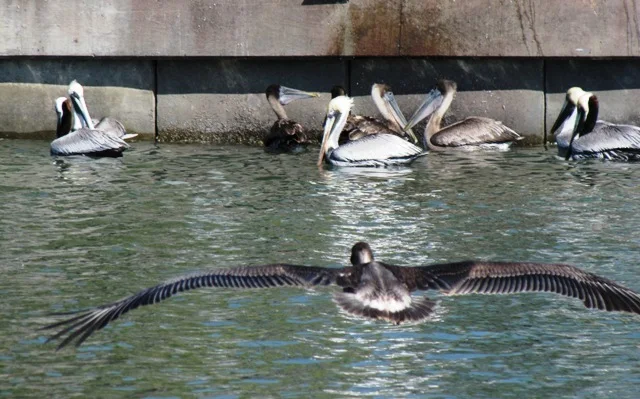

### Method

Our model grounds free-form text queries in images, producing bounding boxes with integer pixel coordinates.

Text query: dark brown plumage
[263,84,316,152]
[330,85,414,145]
[43,242,640,349]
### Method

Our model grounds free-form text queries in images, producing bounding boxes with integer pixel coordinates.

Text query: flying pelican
[42,241,640,349]
[263,84,319,152]
[552,88,640,161]
[318,96,425,167]
[51,93,129,157]
[403,80,522,150]
[331,84,418,144]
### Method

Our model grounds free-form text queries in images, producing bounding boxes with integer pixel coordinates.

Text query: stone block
[0,59,155,138]
[157,58,347,143]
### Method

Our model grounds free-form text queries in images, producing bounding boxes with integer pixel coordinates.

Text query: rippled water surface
[2,139,640,398]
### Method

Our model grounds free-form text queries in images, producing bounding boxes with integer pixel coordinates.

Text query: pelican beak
[550,98,574,135]
[382,90,418,144]
[566,106,587,160]
[279,86,319,105]
[69,91,95,130]
[318,110,341,166]
[403,88,443,133]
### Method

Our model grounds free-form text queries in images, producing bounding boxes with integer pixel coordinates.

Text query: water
[1,139,639,398]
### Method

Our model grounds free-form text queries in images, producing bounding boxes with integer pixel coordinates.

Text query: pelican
[331,84,418,144]
[318,96,425,167]
[43,241,640,349]
[263,84,319,152]
[51,97,128,157]
[68,80,138,141]
[552,88,640,161]
[403,80,522,150]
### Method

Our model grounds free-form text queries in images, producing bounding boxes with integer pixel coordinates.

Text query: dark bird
[331,84,418,144]
[263,84,319,152]
[318,96,425,167]
[43,241,640,349]
[551,87,640,161]
[404,80,522,150]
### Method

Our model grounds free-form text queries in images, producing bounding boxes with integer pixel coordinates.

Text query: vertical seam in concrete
[154,59,158,142]
[542,58,547,142]
[398,0,404,55]
[346,58,352,96]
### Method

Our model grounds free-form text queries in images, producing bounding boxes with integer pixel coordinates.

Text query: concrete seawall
[1,1,639,144]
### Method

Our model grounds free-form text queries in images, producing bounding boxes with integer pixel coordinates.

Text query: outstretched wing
[397,261,640,313]
[43,264,342,349]
[432,117,522,146]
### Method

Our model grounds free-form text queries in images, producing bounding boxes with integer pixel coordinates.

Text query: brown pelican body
[263,84,318,152]
[331,85,418,145]
[318,96,425,167]
[552,87,640,161]
[404,80,522,151]
[43,241,640,349]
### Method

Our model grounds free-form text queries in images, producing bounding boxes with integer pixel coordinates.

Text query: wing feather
[431,117,522,147]
[43,264,341,349]
[51,128,128,156]
[401,261,640,314]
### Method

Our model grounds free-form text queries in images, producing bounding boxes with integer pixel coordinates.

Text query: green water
[1,139,640,398]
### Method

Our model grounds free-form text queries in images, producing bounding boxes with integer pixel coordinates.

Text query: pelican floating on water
[263,84,319,152]
[318,96,425,167]
[404,80,522,150]
[50,81,136,157]
[43,241,640,349]
[331,84,417,144]
[551,87,640,161]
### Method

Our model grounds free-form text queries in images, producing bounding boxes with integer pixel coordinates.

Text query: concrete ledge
[546,59,640,142]
[0,59,155,138]
[157,59,346,143]
[351,58,544,144]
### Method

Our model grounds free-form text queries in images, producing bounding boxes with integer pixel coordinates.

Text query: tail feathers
[333,293,436,324]
[121,133,138,141]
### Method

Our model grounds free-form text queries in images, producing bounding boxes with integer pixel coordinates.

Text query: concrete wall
[2,1,638,57]
[1,1,639,144]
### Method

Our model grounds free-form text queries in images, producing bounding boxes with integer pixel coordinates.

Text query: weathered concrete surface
[351,58,545,144]
[402,0,640,57]
[0,0,401,57]
[0,60,155,139]
[1,0,638,57]
[157,59,346,143]
[546,59,640,142]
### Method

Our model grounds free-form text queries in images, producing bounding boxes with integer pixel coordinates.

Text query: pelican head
[350,241,374,265]
[67,80,95,130]
[266,84,319,105]
[550,87,587,135]
[371,83,418,143]
[402,80,451,133]
[318,95,353,165]
[331,85,347,98]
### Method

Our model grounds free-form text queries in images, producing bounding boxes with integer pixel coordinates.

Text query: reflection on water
[1,140,640,398]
